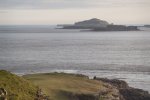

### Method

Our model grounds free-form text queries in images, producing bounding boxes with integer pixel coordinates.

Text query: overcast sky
[0,0,150,25]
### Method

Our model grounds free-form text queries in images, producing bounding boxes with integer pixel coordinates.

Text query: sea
[0,25,150,92]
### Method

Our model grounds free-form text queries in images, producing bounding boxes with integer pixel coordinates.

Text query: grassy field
[0,70,37,100]
[0,70,118,100]
[23,73,110,100]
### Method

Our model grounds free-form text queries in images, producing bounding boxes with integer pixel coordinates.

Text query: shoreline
[11,69,150,93]
[1,70,150,100]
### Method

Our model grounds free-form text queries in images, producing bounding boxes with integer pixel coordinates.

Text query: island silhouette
[58,18,139,31]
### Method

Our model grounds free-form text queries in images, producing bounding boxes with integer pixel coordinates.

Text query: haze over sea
[0,26,150,92]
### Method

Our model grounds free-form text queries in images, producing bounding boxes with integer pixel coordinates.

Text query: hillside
[0,70,37,100]
[1,70,150,100]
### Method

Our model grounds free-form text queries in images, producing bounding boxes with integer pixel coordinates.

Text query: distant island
[58,18,139,31]
[144,25,150,28]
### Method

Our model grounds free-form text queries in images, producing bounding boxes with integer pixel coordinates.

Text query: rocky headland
[0,70,150,100]
[94,77,150,100]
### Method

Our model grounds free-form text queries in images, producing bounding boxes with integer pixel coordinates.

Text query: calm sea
[0,26,150,92]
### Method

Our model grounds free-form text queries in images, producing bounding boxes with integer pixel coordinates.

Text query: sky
[0,0,150,25]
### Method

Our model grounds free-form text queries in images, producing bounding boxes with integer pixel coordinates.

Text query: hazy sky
[0,0,150,25]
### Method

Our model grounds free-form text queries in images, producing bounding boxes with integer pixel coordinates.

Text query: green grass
[0,70,37,100]
[23,73,107,100]
[0,70,116,100]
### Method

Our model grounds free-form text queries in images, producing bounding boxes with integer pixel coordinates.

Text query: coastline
[1,70,150,100]
[12,69,150,93]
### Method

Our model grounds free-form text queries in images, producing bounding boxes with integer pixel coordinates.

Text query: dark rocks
[93,77,129,89]
[93,77,150,100]
[120,88,150,100]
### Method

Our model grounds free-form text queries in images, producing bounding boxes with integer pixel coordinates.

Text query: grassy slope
[0,70,37,100]
[23,73,108,100]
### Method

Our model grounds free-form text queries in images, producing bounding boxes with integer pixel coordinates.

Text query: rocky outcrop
[93,77,129,89]
[94,77,150,100]
[120,88,150,100]
[0,88,7,100]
